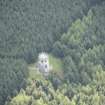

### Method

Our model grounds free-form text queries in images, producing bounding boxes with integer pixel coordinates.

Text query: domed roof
[38,52,48,60]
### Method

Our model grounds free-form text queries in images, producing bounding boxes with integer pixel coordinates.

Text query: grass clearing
[49,54,63,72]
[28,63,44,80]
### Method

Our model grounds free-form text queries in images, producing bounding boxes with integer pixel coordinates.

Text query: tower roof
[38,52,48,60]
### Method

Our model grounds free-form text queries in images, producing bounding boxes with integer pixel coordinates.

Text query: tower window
[45,65,47,68]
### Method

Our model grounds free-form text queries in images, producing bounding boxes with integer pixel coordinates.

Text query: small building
[37,52,50,75]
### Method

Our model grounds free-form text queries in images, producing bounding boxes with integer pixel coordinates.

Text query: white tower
[37,52,50,75]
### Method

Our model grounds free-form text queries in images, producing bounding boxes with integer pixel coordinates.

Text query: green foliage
[1,0,105,105]
[0,0,97,63]
[6,90,31,105]
[0,58,28,105]
[53,3,105,85]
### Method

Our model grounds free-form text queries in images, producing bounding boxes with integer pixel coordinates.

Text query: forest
[0,0,105,105]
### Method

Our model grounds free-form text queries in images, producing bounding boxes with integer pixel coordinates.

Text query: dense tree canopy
[0,0,105,105]
[0,0,101,63]
[0,58,28,105]
[53,3,105,85]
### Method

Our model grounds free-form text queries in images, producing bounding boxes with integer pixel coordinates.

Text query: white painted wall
[37,53,50,75]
